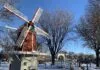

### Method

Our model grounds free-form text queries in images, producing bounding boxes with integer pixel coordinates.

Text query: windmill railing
[1,51,50,56]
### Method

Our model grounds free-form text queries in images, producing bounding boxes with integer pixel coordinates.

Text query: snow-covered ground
[38,62,100,70]
[0,61,100,70]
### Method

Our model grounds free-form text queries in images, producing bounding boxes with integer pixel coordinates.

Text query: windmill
[3,3,50,70]
[4,3,49,52]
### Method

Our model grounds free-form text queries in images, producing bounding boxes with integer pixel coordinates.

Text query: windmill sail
[16,26,29,47]
[34,25,49,38]
[4,3,29,23]
[32,8,43,23]
[5,25,17,30]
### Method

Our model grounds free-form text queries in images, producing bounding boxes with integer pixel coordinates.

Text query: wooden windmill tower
[4,3,49,70]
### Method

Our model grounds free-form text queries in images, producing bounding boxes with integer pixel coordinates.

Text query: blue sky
[0,0,95,54]
[18,0,88,21]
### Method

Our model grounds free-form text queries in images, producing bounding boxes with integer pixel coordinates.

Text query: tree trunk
[96,49,99,67]
[79,62,81,67]
[51,54,56,65]
[87,63,88,70]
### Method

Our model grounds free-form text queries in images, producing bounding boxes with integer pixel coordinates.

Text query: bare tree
[0,27,16,52]
[39,10,72,65]
[0,0,19,52]
[76,0,100,67]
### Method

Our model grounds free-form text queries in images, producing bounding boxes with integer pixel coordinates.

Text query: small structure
[57,51,67,61]
[0,61,10,70]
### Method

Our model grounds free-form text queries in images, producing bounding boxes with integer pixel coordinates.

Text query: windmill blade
[0,25,17,32]
[5,25,17,30]
[16,25,29,47]
[32,8,43,23]
[4,3,29,23]
[34,26,49,38]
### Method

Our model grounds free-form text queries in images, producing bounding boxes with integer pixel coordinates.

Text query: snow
[0,61,100,70]
[38,62,100,70]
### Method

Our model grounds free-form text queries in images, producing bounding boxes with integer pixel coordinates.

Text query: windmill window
[23,62,27,66]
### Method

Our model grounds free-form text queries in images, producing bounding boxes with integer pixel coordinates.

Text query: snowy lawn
[38,62,100,70]
[0,61,100,70]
